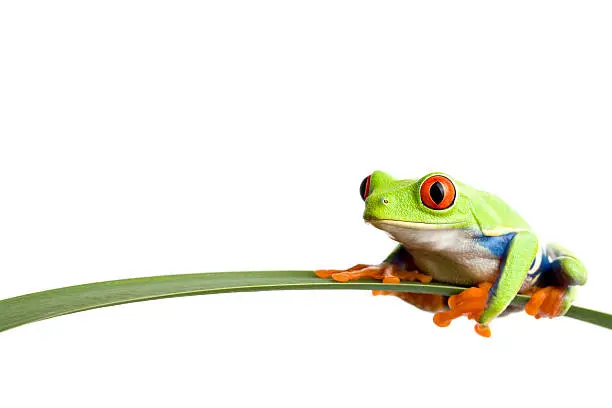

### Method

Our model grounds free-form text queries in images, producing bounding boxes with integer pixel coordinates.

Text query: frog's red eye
[359,175,372,201]
[420,175,456,210]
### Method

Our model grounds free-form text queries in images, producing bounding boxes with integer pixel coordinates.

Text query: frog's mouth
[367,218,463,231]
[366,218,468,248]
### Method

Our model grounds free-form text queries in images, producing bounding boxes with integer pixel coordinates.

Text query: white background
[1,1,611,407]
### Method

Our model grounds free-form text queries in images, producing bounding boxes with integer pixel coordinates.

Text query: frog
[315,171,588,337]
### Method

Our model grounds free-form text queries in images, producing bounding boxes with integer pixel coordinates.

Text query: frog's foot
[373,290,447,312]
[524,286,566,319]
[433,282,493,338]
[315,264,432,284]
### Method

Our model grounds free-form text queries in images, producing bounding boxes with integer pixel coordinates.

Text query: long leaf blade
[0,270,610,333]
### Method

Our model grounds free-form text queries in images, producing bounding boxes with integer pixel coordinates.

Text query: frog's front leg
[316,245,446,311]
[433,231,539,337]
[525,243,587,319]
[315,263,432,284]
[315,245,432,284]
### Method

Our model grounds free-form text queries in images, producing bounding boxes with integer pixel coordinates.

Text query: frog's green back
[457,181,531,235]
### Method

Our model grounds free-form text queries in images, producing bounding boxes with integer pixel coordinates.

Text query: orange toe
[433,282,492,333]
[331,272,351,282]
[314,270,334,278]
[373,289,397,297]
[315,264,370,280]
[433,311,455,327]
[474,324,491,338]
[393,270,433,283]
[524,287,550,316]
[525,286,566,319]
[542,288,564,317]
[317,265,379,282]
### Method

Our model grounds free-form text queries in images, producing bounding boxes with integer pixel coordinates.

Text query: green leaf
[0,270,610,333]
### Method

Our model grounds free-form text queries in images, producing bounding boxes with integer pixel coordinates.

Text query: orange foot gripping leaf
[433,282,493,337]
[315,264,432,284]
[524,286,566,319]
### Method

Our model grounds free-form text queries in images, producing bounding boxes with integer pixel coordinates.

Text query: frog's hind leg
[525,243,587,319]
[372,290,448,312]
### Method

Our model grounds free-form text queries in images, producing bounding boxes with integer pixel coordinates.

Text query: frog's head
[360,171,475,233]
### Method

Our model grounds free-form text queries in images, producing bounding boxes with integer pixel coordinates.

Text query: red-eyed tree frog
[315,171,588,337]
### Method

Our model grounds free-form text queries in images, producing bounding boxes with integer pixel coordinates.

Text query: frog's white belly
[409,247,500,286]
[375,222,501,286]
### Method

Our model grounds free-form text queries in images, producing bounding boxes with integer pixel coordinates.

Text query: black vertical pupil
[430,182,445,204]
[359,176,369,201]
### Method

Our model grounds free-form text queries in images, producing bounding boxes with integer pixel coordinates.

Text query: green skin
[363,171,588,327]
